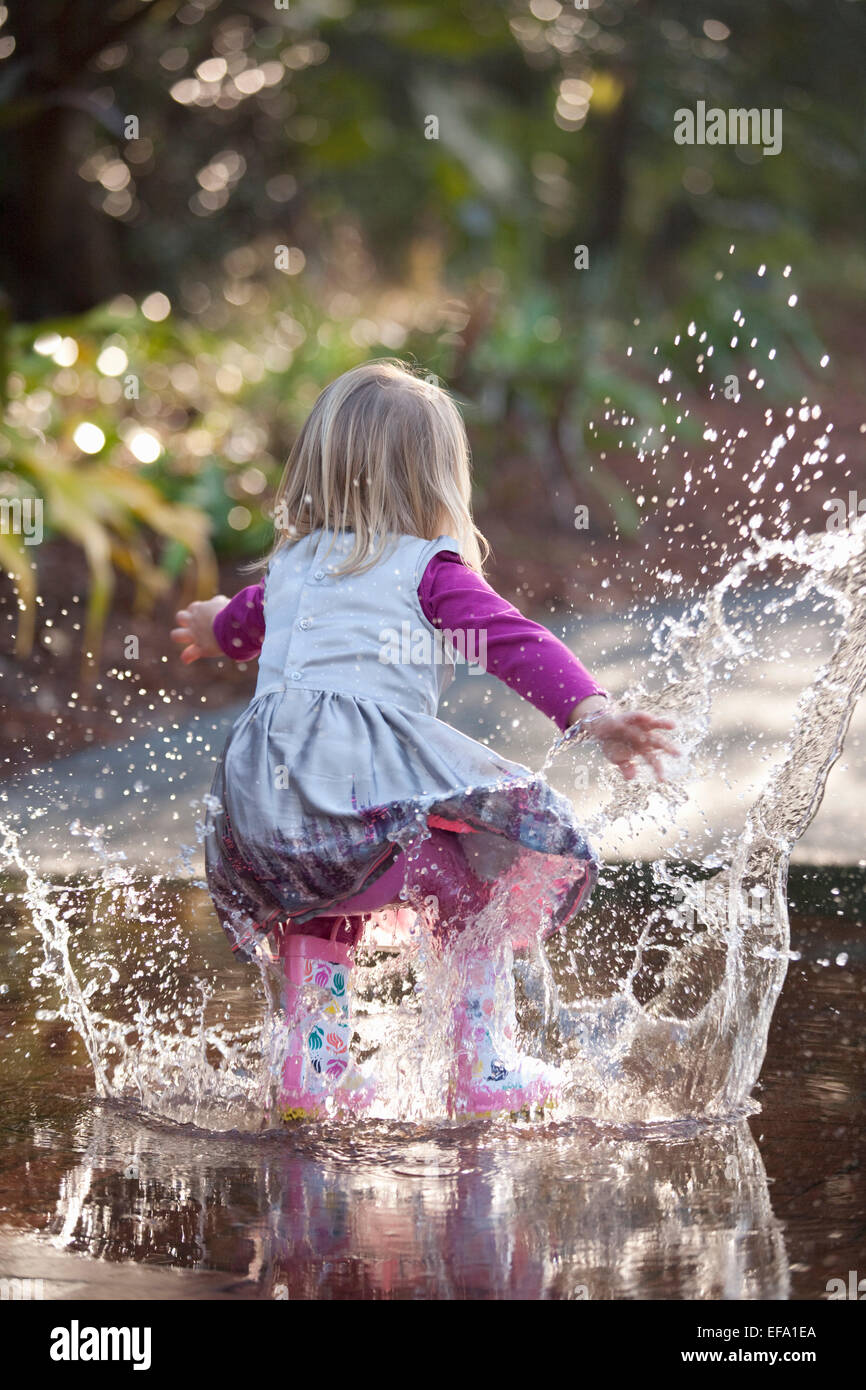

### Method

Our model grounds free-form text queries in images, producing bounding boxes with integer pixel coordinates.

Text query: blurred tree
[0,0,864,651]
[2,0,862,320]
[0,0,165,316]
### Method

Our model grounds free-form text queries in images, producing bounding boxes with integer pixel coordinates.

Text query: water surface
[1,869,862,1301]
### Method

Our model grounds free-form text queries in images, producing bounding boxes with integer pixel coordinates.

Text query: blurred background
[1,0,865,771]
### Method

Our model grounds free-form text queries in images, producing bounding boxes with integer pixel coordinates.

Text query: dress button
[314,569,325,581]
[299,617,312,630]
[290,671,301,681]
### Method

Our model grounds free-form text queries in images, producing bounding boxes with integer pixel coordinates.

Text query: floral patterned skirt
[205,688,598,963]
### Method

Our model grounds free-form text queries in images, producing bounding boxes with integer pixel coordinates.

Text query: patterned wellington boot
[451,948,565,1119]
[277,935,374,1122]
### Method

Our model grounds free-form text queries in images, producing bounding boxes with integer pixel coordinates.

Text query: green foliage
[0,0,861,646]
[0,324,218,659]
[0,267,443,655]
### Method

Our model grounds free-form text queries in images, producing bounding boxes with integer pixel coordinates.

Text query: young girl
[172,360,677,1122]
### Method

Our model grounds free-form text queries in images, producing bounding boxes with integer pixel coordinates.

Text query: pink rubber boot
[451,949,565,1119]
[277,935,374,1122]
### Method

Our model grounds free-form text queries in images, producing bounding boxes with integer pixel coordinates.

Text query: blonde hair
[266,359,488,575]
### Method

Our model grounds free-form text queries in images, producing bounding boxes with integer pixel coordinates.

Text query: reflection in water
[3,879,862,1299]
[43,1107,787,1300]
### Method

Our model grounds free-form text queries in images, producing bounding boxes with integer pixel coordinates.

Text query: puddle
[0,869,862,1300]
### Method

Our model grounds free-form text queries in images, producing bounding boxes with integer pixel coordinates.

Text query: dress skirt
[205,688,598,963]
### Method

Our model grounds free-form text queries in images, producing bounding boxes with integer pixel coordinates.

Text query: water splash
[535,517,866,1122]
[1,525,864,1131]
[0,818,275,1130]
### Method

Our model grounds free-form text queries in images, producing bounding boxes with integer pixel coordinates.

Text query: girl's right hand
[588,709,680,782]
[171,596,229,664]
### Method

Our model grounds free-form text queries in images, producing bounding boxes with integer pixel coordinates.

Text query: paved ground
[1,590,863,876]
[0,1227,257,1300]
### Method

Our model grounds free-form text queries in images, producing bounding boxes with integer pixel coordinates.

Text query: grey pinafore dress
[205,530,597,960]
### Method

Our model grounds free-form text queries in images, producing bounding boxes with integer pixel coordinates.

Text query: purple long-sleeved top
[213,552,606,731]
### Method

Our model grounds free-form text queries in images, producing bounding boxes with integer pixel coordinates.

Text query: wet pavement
[0,870,863,1301]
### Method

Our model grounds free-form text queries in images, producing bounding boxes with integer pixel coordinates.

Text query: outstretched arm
[419,553,679,781]
[419,552,606,728]
[212,582,265,660]
[172,581,265,664]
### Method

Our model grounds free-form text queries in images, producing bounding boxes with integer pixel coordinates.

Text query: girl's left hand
[171,596,229,664]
